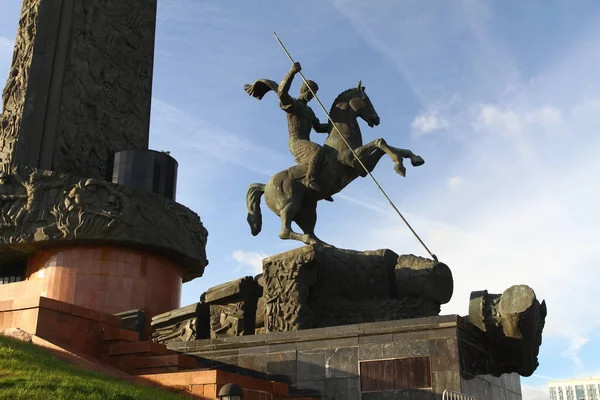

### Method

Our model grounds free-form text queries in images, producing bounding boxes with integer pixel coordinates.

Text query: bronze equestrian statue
[245,73,424,245]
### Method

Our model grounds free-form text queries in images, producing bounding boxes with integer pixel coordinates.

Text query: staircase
[99,326,199,375]
[0,296,302,399]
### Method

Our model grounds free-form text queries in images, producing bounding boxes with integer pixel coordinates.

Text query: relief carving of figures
[263,250,318,332]
[0,166,208,281]
[0,0,156,178]
[13,170,66,239]
[0,170,127,241]
[0,171,26,229]
[201,277,261,337]
[151,302,210,344]
[0,0,39,169]
[50,178,129,240]
[53,0,156,179]
[209,303,245,338]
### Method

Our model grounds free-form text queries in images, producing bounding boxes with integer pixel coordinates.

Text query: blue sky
[1,1,599,398]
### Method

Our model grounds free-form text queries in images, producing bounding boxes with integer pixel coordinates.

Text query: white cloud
[0,37,13,53]
[532,374,557,381]
[475,104,562,136]
[411,111,449,134]
[476,105,523,135]
[561,334,590,370]
[447,176,462,189]
[522,384,549,400]
[525,106,562,126]
[336,193,387,214]
[232,250,267,276]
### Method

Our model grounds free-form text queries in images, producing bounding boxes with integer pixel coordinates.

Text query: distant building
[549,377,600,400]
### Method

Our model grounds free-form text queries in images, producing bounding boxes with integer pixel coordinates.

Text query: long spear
[272,32,437,261]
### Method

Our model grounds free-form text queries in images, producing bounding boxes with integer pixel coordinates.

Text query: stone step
[284,396,321,400]
[99,328,141,353]
[108,341,171,357]
[133,354,198,372]
[97,353,139,375]
[102,327,140,342]
[99,340,130,354]
[132,366,197,375]
[99,353,197,375]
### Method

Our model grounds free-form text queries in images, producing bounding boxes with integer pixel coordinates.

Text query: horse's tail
[246,183,265,236]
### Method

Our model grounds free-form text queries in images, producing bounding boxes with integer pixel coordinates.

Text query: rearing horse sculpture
[246,82,424,245]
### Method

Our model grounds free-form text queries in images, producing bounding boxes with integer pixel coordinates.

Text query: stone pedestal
[24,246,181,318]
[0,166,207,328]
[0,246,182,339]
[167,315,523,400]
[260,245,452,332]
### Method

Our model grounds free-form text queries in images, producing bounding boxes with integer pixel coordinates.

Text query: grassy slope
[0,335,188,400]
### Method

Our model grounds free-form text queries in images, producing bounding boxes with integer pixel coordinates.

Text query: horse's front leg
[374,138,424,177]
[350,140,386,177]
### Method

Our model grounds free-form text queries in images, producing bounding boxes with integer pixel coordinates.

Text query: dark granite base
[167,315,522,399]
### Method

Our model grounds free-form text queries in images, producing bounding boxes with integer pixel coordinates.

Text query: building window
[559,387,564,400]
[576,385,585,400]
[550,387,557,400]
[588,384,598,400]
[566,386,574,400]
[0,261,26,284]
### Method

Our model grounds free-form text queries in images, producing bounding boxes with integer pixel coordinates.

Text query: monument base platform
[167,315,522,399]
[0,245,181,327]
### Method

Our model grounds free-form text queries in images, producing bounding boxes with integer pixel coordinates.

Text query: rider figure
[277,62,329,193]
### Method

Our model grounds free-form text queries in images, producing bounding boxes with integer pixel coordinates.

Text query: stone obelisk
[0,0,208,328]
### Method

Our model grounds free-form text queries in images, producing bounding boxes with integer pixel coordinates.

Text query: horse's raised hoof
[394,162,406,177]
[306,180,322,193]
[278,230,292,240]
[305,236,320,245]
[411,155,425,167]
[313,239,334,249]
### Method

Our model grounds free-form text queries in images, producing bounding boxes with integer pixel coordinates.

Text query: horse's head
[350,81,380,128]
[329,82,380,128]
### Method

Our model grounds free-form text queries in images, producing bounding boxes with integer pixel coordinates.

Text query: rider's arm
[278,63,301,107]
[12,173,25,185]
[313,118,329,133]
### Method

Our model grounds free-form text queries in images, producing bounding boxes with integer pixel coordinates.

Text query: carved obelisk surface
[0,0,156,179]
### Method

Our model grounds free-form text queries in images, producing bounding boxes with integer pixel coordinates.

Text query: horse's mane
[329,87,360,115]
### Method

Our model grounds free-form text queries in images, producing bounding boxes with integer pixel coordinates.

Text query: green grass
[0,335,188,400]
